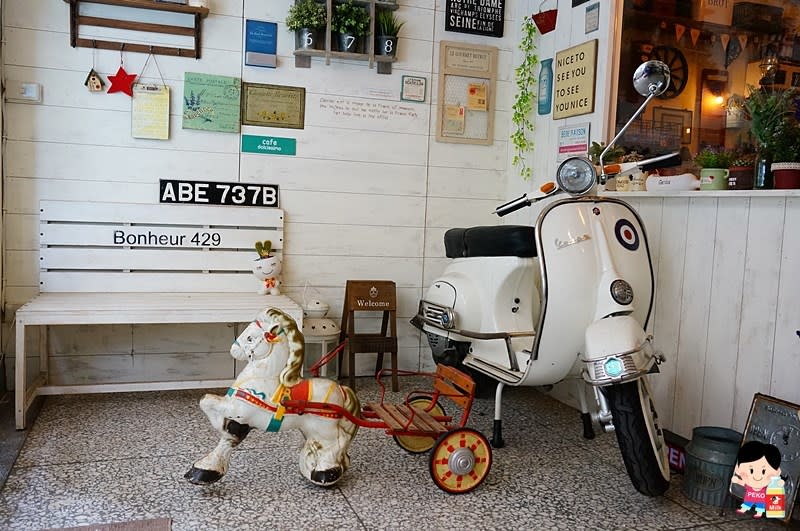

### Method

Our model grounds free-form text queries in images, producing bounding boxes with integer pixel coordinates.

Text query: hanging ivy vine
[511,16,539,180]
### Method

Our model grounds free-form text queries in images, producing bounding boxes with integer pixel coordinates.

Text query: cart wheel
[393,397,446,454]
[428,428,492,494]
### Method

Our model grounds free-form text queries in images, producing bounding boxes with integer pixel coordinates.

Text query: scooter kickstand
[491,382,505,448]
[576,380,595,440]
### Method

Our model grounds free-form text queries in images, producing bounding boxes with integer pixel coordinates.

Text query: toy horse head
[230,307,305,387]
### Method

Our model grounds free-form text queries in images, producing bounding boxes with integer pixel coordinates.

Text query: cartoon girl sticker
[730,441,785,518]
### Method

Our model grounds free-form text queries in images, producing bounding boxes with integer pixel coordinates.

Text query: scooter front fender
[581,315,662,386]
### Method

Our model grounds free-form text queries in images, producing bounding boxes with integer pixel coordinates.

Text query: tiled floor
[0,378,796,531]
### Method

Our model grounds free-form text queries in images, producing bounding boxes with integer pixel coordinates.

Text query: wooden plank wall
[626,196,800,439]
[1,0,517,386]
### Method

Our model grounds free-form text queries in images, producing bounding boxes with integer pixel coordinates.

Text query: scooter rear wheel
[602,378,670,496]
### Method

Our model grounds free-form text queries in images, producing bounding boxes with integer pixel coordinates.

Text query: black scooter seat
[444,225,537,258]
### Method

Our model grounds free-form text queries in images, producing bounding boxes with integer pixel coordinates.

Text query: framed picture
[653,106,692,144]
[241,82,305,129]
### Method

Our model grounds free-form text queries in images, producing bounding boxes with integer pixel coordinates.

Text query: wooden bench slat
[41,248,257,271]
[40,200,284,227]
[39,272,261,292]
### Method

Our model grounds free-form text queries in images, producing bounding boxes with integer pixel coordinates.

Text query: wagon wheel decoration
[648,45,688,99]
[428,428,492,494]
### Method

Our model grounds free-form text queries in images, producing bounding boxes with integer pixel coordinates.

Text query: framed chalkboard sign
[738,393,800,523]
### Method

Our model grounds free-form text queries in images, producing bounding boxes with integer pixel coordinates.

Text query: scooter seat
[444,225,537,258]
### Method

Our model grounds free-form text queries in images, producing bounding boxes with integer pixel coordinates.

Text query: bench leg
[15,320,26,430]
[40,326,49,384]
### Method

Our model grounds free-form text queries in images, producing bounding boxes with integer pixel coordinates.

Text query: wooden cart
[286,360,493,494]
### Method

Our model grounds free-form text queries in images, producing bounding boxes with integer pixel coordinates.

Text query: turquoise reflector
[604,357,624,377]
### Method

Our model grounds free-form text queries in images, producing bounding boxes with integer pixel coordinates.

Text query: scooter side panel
[523,198,653,386]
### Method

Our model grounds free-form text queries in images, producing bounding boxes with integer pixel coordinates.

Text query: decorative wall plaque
[241,83,305,129]
[553,39,598,119]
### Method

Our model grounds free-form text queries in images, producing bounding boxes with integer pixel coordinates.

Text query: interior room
[1,0,799,529]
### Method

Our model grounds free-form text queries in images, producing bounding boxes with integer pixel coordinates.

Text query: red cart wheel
[394,397,446,454]
[428,428,492,494]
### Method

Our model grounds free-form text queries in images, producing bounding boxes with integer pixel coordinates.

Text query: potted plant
[727,147,756,190]
[332,0,370,53]
[375,10,404,57]
[769,120,800,189]
[743,85,798,188]
[694,146,733,191]
[285,0,327,50]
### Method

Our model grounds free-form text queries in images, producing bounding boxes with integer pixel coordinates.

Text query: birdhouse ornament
[252,240,282,295]
[84,69,105,92]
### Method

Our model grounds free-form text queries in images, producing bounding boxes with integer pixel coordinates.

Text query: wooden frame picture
[241,82,305,129]
[653,106,692,144]
[738,393,800,523]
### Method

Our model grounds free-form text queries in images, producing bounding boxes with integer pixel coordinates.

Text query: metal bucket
[683,426,742,507]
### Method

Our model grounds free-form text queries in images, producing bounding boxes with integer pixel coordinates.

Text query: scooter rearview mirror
[633,60,670,98]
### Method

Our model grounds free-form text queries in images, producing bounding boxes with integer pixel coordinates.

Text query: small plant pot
[771,162,800,189]
[337,32,362,53]
[376,35,397,56]
[727,166,754,190]
[532,9,557,34]
[295,28,321,50]
[700,168,729,191]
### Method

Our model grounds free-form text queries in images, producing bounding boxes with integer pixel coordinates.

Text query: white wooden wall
[627,193,800,439]
[1,0,520,386]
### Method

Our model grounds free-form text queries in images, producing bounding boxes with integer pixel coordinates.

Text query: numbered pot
[376,35,397,56]
[338,32,362,53]
[295,28,320,50]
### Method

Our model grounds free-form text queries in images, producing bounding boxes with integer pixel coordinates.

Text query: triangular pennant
[720,34,730,52]
[690,28,701,47]
[675,24,685,43]
[738,34,748,50]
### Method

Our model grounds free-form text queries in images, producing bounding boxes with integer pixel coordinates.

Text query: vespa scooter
[411,61,680,496]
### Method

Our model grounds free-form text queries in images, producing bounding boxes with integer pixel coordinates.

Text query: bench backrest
[39,200,283,293]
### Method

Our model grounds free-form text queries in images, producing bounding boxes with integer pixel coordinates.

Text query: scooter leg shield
[582,315,657,386]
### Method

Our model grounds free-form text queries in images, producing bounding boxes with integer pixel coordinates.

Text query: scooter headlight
[610,279,634,305]
[556,157,596,196]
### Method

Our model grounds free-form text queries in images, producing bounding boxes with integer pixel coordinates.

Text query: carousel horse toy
[185,307,360,487]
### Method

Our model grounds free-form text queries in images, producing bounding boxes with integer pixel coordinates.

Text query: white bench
[15,200,302,429]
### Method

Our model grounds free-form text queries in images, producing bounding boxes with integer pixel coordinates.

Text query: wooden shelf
[65,0,209,58]
[292,0,399,75]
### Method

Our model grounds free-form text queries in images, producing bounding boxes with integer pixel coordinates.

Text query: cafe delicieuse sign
[446,0,504,38]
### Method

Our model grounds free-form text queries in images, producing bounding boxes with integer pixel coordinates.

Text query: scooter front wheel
[602,378,670,496]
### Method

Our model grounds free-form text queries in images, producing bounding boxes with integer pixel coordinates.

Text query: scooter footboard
[580,315,663,386]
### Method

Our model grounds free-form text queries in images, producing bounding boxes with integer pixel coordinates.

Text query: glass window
[614,0,799,166]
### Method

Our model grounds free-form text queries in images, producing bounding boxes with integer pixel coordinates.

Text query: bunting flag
[725,37,742,68]
[675,24,685,43]
[690,28,701,47]
[720,34,730,52]
[738,34,748,51]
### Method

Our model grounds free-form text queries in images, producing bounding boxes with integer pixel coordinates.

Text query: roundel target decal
[615,219,639,251]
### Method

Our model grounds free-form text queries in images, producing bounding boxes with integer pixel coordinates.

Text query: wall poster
[182,72,241,133]
[241,83,305,129]
[445,0,504,37]
[553,39,598,119]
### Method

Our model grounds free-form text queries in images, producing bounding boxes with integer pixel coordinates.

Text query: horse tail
[267,308,305,387]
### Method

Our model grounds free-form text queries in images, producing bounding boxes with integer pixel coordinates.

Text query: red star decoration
[107,66,137,96]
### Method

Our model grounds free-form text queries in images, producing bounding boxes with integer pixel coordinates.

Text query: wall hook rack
[65,0,209,59]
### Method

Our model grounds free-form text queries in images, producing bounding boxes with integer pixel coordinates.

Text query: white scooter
[411,61,680,496]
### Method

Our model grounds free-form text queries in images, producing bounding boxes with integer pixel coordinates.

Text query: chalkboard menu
[739,393,800,523]
[445,0,505,38]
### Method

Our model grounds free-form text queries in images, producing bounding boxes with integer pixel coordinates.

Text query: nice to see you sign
[242,134,296,155]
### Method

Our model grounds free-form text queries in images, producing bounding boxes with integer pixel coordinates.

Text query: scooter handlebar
[494,193,531,217]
